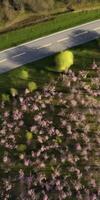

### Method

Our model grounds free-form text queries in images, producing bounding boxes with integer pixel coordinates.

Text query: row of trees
[0,0,99,21]
[0,0,55,11]
[0,0,99,12]
[0,0,55,21]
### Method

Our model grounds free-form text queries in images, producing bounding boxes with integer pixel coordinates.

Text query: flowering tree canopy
[0,64,100,199]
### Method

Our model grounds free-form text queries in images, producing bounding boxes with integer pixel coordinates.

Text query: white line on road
[0,58,7,63]
[12,52,26,58]
[37,43,52,49]
[57,37,69,42]
[73,30,88,37]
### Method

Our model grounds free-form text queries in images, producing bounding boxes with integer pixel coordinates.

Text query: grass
[0,39,100,94]
[0,9,100,50]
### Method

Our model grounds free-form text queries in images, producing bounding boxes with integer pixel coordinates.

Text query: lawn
[0,39,100,199]
[0,9,100,50]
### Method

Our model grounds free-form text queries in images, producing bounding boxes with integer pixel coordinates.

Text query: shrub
[26,131,33,141]
[55,50,74,71]
[10,88,18,97]
[1,93,10,102]
[47,50,74,72]
[28,81,37,92]
[20,69,29,80]
[17,144,27,152]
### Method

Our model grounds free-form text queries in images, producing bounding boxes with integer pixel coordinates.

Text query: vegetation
[0,9,100,50]
[28,81,37,92]
[47,50,74,72]
[0,39,99,93]
[0,2,100,199]
[0,0,100,23]
[0,40,100,199]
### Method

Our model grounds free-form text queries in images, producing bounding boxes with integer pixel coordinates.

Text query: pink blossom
[4,111,9,117]
[43,194,48,200]
[3,156,8,163]
[76,143,82,151]
[90,194,97,200]
[24,159,30,166]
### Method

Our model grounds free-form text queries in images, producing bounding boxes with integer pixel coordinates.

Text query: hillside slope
[0,1,100,35]
[0,0,100,22]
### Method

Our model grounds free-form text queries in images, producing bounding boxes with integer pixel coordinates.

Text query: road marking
[57,37,69,42]
[37,43,52,49]
[94,27,100,31]
[73,30,88,37]
[12,52,26,58]
[0,58,7,63]
[0,19,100,54]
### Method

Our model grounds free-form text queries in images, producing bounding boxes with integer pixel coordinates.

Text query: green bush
[1,94,10,102]
[47,50,74,72]
[28,81,37,92]
[17,144,27,152]
[10,88,18,97]
[55,50,74,71]
[26,131,33,141]
[20,69,29,80]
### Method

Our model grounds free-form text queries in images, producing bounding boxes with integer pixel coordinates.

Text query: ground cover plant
[0,39,100,199]
[0,62,100,199]
[0,9,100,50]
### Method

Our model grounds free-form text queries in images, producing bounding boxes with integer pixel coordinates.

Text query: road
[0,19,100,74]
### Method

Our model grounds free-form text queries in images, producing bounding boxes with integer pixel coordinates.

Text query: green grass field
[0,39,99,94]
[0,9,100,51]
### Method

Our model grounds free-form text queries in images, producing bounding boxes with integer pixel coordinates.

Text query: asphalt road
[0,19,100,74]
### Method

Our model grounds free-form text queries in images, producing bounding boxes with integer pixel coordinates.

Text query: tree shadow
[0,45,57,92]
[0,45,55,73]
[62,29,100,49]
[68,29,100,70]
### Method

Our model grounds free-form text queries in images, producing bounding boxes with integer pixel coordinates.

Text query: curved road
[0,19,100,74]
